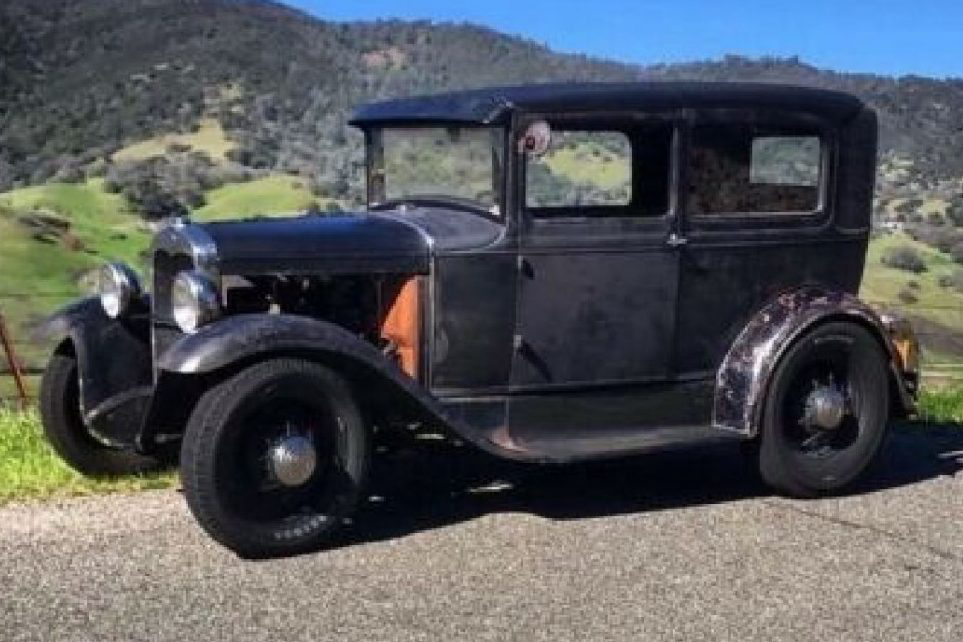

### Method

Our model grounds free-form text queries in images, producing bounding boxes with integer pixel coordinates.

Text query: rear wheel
[39,348,164,476]
[758,322,890,497]
[180,358,370,559]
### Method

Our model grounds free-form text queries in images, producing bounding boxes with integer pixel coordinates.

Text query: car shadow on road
[339,421,963,550]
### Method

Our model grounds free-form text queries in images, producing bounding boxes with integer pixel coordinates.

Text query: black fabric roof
[349,82,866,127]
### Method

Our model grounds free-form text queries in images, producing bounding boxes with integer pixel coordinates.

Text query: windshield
[366,126,504,215]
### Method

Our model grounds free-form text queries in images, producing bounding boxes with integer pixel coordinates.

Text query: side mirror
[518,121,552,157]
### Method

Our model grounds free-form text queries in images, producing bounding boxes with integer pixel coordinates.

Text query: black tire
[38,349,164,476]
[180,358,370,559]
[758,322,890,498]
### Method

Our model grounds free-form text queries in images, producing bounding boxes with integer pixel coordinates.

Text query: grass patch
[0,406,175,505]
[544,142,631,190]
[918,386,963,424]
[112,118,235,162]
[192,175,317,220]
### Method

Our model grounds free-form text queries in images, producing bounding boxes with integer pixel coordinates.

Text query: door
[674,112,856,378]
[511,117,681,390]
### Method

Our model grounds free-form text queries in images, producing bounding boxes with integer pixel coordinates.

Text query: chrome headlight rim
[172,270,220,334]
[98,262,141,319]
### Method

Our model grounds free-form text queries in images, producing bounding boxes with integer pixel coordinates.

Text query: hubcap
[803,384,847,431]
[268,435,318,487]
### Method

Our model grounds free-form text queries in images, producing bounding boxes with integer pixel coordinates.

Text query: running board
[499,424,743,463]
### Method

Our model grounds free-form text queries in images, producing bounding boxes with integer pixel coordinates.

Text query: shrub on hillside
[948,201,963,227]
[939,271,963,293]
[105,158,194,220]
[951,270,963,294]
[103,153,262,219]
[911,224,962,253]
[951,241,963,265]
[881,245,928,273]
[894,198,923,215]
[897,288,919,304]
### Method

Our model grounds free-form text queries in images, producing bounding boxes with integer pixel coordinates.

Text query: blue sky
[284,0,962,78]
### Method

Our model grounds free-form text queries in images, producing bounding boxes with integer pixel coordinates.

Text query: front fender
[713,286,917,437]
[147,314,517,458]
[147,314,544,461]
[157,313,409,377]
[34,297,153,436]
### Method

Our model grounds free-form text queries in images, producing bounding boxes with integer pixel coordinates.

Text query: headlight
[172,270,220,334]
[97,262,141,319]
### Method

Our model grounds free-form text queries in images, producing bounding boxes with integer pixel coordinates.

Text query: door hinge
[667,232,688,248]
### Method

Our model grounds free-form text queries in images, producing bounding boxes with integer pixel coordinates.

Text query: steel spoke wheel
[759,322,890,497]
[180,358,369,558]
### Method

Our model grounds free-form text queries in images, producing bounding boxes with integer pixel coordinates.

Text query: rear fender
[713,286,918,437]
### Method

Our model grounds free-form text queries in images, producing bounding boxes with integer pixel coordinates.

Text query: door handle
[666,232,688,248]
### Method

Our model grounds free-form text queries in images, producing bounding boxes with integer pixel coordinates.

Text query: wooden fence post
[0,310,29,408]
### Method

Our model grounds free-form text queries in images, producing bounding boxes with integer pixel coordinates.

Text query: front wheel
[180,358,370,559]
[758,322,890,498]
[39,348,164,476]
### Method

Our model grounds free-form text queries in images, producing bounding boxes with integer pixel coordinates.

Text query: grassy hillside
[194,175,318,220]
[0,181,150,373]
[112,118,235,163]
[860,232,963,368]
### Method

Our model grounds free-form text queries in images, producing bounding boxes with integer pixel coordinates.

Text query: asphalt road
[1,423,962,642]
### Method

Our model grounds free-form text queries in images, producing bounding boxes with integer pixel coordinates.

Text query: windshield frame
[364,124,506,220]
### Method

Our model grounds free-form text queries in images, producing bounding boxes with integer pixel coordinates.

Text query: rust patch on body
[380,278,421,379]
[490,424,526,453]
[713,286,918,436]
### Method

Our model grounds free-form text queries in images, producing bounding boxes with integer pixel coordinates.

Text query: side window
[688,125,822,216]
[526,130,632,210]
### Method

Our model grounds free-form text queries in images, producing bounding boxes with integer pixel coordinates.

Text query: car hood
[196,209,502,275]
[198,213,427,275]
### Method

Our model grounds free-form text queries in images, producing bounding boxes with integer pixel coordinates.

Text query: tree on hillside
[951,241,963,265]
[881,245,928,273]
[948,200,963,227]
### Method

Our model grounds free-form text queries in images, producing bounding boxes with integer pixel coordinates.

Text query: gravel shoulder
[1,424,961,642]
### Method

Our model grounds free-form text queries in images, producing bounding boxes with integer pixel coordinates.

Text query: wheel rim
[778,338,864,460]
[219,395,338,524]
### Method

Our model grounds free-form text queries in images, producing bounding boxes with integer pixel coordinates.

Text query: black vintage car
[38,82,919,557]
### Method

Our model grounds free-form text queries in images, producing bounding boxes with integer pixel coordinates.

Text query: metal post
[0,310,29,407]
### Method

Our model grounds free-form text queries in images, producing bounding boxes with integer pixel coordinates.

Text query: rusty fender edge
[712,286,919,438]
[147,313,537,461]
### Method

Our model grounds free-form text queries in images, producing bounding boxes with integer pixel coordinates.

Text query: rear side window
[688,126,822,216]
